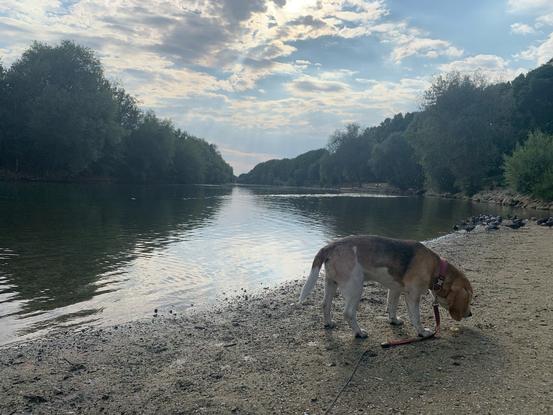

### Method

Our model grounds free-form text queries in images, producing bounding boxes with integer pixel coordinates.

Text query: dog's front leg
[405,291,433,337]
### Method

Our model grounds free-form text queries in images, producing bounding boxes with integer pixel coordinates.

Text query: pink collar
[432,257,448,291]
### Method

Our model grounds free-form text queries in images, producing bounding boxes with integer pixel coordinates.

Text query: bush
[504,131,553,201]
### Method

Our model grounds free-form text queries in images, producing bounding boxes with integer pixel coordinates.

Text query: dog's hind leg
[342,267,367,338]
[323,277,338,329]
[386,288,404,326]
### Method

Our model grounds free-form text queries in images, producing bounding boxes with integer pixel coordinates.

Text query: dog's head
[446,266,473,321]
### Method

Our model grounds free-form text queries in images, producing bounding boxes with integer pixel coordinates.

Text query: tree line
[0,41,234,184]
[239,62,553,201]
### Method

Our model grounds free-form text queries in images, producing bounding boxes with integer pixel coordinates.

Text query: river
[0,182,540,344]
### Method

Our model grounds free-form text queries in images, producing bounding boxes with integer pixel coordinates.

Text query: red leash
[380,302,441,349]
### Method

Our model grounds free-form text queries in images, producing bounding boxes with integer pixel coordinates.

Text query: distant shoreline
[3,177,552,210]
[237,182,553,210]
[0,174,234,186]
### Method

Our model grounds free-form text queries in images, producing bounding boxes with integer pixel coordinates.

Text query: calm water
[0,183,540,344]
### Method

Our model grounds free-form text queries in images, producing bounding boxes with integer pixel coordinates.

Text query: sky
[1,1,552,174]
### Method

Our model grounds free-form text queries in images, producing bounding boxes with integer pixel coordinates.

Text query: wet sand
[1,224,552,414]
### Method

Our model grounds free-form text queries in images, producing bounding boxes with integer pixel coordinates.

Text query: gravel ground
[1,224,552,415]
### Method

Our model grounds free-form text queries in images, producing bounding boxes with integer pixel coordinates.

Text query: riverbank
[239,182,553,210]
[470,188,553,210]
[426,188,553,211]
[1,224,553,414]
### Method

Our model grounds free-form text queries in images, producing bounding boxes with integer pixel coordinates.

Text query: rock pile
[453,214,503,232]
[453,214,531,232]
[536,216,553,227]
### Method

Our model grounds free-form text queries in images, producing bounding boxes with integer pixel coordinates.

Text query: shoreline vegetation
[0,41,233,185]
[1,223,552,414]
[2,41,552,206]
[237,66,553,205]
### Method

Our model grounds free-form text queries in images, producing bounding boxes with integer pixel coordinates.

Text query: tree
[327,124,360,154]
[322,124,373,186]
[173,132,204,184]
[0,41,234,184]
[370,131,423,190]
[121,112,176,182]
[504,131,553,201]
[238,149,326,186]
[512,60,553,135]
[3,41,124,176]
[0,62,7,169]
[195,140,234,184]
[407,72,516,194]
[87,86,143,177]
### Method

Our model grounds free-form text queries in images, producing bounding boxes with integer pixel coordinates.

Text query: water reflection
[249,188,532,240]
[0,183,542,344]
[0,183,230,343]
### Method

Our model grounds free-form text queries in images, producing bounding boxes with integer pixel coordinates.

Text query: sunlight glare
[283,0,319,17]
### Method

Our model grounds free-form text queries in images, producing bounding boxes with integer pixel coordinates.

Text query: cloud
[373,22,463,63]
[356,78,430,113]
[0,0,479,174]
[288,77,349,94]
[226,59,297,91]
[155,14,231,66]
[391,38,463,62]
[0,0,459,95]
[510,23,536,35]
[219,147,278,175]
[507,0,553,13]
[220,0,268,23]
[180,72,429,139]
[536,13,553,27]
[438,54,528,81]
[289,15,327,29]
[516,32,553,65]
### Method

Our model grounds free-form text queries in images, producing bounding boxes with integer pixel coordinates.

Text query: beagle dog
[299,235,473,338]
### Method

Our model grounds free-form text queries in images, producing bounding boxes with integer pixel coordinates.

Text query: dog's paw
[388,317,404,326]
[354,329,368,339]
[417,328,434,338]
[324,321,336,329]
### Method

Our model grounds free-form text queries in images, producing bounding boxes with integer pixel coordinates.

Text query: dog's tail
[299,245,332,303]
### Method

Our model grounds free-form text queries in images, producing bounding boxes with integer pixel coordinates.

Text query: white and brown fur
[299,235,473,338]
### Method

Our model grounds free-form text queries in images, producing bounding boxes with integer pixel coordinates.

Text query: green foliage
[407,72,516,194]
[121,113,176,182]
[512,60,553,134]
[504,131,553,201]
[0,41,233,184]
[117,114,233,184]
[173,132,205,184]
[3,41,123,175]
[4,41,553,199]
[238,62,553,202]
[370,132,423,190]
[319,115,419,187]
[322,124,372,186]
[191,137,234,184]
[0,62,6,165]
[238,149,327,186]
[241,63,553,201]
[239,115,422,190]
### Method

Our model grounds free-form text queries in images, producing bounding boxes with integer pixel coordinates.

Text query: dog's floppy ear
[447,287,469,321]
